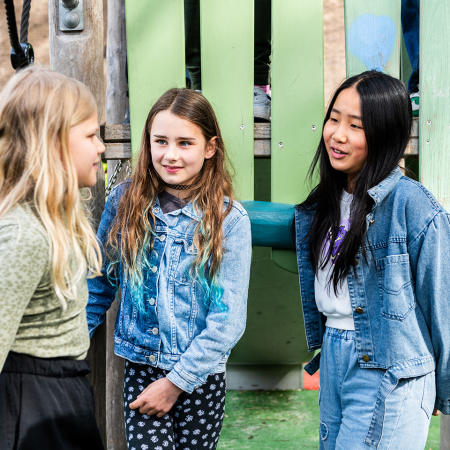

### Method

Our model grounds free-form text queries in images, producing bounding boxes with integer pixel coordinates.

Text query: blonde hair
[0,66,102,310]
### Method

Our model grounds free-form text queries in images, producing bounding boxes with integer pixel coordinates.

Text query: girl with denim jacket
[0,67,105,449]
[87,89,252,450]
[245,71,450,449]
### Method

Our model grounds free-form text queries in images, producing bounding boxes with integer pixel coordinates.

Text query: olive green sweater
[0,203,90,371]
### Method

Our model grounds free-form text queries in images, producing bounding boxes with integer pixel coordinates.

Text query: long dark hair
[300,70,412,294]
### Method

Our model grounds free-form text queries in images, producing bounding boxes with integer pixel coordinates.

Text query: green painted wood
[344,0,402,78]
[271,0,324,205]
[125,0,185,158]
[229,159,310,367]
[200,1,254,200]
[271,0,323,272]
[419,1,450,210]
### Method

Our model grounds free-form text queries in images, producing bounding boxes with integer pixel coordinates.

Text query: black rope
[4,0,23,56]
[20,0,32,44]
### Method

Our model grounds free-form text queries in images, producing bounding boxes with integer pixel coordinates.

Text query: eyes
[154,139,192,147]
[329,117,363,130]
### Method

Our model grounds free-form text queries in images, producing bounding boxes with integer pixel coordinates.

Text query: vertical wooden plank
[125,0,185,157]
[200,0,254,200]
[419,1,450,209]
[344,0,402,78]
[442,414,450,450]
[49,0,107,445]
[271,0,324,205]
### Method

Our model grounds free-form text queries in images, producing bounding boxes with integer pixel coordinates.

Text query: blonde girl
[87,88,252,450]
[0,67,105,450]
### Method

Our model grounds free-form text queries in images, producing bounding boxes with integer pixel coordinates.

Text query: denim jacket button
[353,259,358,267]
[154,207,160,213]
[152,327,159,335]
[356,307,364,314]
[363,354,370,362]
[148,298,156,306]
[149,355,156,362]
[152,266,158,274]
[159,234,166,242]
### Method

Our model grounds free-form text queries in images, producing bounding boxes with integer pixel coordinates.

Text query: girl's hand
[129,377,183,417]
[432,408,441,416]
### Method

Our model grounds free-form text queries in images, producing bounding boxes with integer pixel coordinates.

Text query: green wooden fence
[124,0,450,393]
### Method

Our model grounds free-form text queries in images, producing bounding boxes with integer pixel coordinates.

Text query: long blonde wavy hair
[0,66,102,310]
[108,88,234,312]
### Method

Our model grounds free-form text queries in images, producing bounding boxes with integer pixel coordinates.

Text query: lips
[163,165,182,173]
[331,146,347,159]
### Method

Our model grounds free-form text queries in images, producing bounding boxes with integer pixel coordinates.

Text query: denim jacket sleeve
[408,211,450,414]
[86,187,121,338]
[166,212,252,393]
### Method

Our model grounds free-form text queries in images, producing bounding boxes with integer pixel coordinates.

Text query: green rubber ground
[218,390,441,450]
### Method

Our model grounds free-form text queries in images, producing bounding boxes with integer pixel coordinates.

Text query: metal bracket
[59,0,84,32]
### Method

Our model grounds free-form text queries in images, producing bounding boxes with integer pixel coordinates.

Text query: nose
[164,142,179,162]
[332,124,347,144]
[96,135,106,154]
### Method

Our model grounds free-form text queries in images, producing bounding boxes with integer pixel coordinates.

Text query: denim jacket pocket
[173,238,197,283]
[376,254,416,321]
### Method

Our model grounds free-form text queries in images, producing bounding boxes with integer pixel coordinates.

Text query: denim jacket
[244,167,450,447]
[87,181,252,393]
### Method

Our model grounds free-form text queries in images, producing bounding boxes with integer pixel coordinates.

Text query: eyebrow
[331,108,362,121]
[152,134,197,140]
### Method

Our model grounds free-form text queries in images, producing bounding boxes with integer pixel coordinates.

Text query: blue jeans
[401,0,420,92]
[319,327,435,450]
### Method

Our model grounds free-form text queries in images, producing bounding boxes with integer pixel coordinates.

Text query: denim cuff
[435,397,450,415]
[167,365,203,394]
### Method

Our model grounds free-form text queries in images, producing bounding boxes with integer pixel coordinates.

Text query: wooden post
[48,0,107,446]
[105,0,128,448]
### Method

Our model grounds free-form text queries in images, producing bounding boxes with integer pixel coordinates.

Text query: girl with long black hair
[246,70,450,449]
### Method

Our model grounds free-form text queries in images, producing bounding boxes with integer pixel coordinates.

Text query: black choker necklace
[165,183,191,191]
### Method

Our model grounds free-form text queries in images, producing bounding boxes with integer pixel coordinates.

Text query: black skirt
[0,351,104,450]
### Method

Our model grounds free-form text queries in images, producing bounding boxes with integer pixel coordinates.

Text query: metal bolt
[426,139,430,144]
[279,142,283,148]
[62,0,79,8]
[312,125,317,131]
[240,124,245,130]
[427,120,432,125]
[63,11,80,28]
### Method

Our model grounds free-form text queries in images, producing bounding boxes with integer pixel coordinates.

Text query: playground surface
[218,390,441,450]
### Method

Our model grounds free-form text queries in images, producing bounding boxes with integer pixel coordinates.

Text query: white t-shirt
[314,190,355,330]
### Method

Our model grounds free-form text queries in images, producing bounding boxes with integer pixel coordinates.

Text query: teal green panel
[344,0,401,78]
[271,0,324,205]
[271,0,323,272]
[271,249,298,274]
[230,159,310,365]
[125,0,185,158]
[200,1,254,201]
[419,1,450,209]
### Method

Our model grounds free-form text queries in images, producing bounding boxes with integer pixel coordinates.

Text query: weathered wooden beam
[101,118,419,160]
[49,0,107,446]
[105,0,128,448]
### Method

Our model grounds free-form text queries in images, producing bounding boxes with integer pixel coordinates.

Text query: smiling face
[68,111,105,188]
[323,87,368,190]
[150,110,216,197]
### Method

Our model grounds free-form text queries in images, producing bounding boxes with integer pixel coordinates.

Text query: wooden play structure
[5,0,448,447]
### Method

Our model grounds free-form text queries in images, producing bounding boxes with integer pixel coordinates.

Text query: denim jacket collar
[367,167,403,205]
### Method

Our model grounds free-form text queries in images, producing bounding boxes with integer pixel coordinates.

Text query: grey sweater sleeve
[0,217,48,371]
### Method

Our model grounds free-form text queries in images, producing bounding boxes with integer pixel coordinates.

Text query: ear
[205,136,218,159]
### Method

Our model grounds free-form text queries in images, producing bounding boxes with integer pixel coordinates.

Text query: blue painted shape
[241,201,295,250]
[347,14,396,71]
